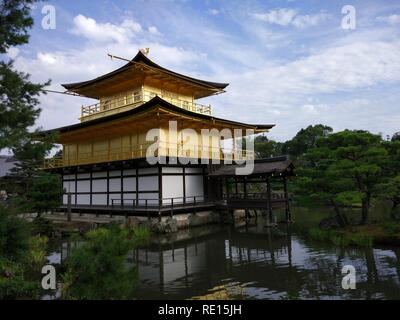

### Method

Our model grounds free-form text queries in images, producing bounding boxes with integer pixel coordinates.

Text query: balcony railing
[80,90,212,121]
[43,142,254,169]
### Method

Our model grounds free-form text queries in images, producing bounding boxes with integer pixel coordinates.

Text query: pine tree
[0,0,50,150]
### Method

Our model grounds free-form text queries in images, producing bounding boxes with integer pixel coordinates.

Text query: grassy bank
[308,222,400,247]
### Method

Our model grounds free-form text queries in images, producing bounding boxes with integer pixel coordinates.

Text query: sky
[4,0,400,142]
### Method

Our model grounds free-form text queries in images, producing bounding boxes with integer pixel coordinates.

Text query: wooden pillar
[283,176,291,223]
[225,177,230,199]
[183,167,186,204]
[235,177,238,195]
[158,165,162,221]
[266,176,273,226]
[243,177,247,199]
[67,192,72,222]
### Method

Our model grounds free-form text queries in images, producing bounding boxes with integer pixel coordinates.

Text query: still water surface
[47,208,400,300]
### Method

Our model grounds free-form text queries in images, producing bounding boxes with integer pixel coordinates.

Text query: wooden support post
[266,176,273,227]
[235,177,238,195]
[283,176,292,223]
[225,178,230,199]
[243,177,247,199]
[67,192,72,222]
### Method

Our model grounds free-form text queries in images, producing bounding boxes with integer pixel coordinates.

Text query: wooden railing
[223,192,287,200]
[80,90,212,121]
[110,196,208,217]
[43,142,254,169]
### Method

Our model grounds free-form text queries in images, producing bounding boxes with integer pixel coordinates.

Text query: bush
[0,258,39,300]
[31,216,54,237]
[27,236,48,268]
[62,225,149,300]
[0,205,31,262]
[0,205,48,299]
[308,228,373,247]
[29,172,63,214]
[382,221,400,235]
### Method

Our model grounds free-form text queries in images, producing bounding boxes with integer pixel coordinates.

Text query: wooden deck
[57,202,216,217]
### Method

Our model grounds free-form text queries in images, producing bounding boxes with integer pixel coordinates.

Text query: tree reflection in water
[51,216,400,300]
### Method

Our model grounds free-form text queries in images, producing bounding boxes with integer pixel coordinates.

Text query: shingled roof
[44,96,275,134]
[208,156,294,177]
[62,50,229,97]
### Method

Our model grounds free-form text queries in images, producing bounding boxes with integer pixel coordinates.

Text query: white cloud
[253,8,331,28]
[37,52,57,64]
[148,26,161,35]
[253,8,297,26]
[208,9,220,16]
[6,47,20,59]
[70,14,142,43]
[376,14,400,25]
[12,15,209,132]
[10,7,400,143]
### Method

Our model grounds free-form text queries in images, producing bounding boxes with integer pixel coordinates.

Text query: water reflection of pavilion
[131,222,400,300]
[54,220,400,300]
[131,222,294,299]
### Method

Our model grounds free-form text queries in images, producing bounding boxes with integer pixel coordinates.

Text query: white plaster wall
[62,194,76,205]
[162,167,183,174]
[77,173,90,179]
[137,193,159,205]
[92,172,107,178]
[63,181,75,193]
[109,170,121,177]
[185,175,204,201]
[162,175,184,204]
[139,168,158,175]
[123,177,136,191]
[92,194,107,205]
[92,179,107,192]
[76,194,90,205]
[124,169,136,176]
[76,180,90,193]
[185,168,202,174]
[109,178,121,192]
[138,176,158,191]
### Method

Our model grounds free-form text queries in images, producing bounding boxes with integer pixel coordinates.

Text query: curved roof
[62,51,229,93]
[208,156,295,177]
[45,96,274,134]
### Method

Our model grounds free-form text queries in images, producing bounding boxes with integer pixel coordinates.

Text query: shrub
[62,225,149,300]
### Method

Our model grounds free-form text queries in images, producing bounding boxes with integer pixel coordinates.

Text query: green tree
[254,135,283,159]
[294,130,388,225]
[392,132,400,142]
[28,172,63,215]
[0,204,44,299]
[321,130,386,224]
[379,176,400,219]
[0,1,53,299]
[293,146,353,226]
[0,0,50,151]
[8,133,56,197]
[379,140,400,218]
[0,0,37,53]
[283,124,333,159]
[62,226,149,300]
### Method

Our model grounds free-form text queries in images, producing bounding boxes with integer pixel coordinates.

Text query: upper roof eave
[43,96,275,135]
[61,51,229,94]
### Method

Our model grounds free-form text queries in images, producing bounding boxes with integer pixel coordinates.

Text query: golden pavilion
[44,49,293,222]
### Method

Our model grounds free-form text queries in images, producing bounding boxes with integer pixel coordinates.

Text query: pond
[45,206,400,300]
